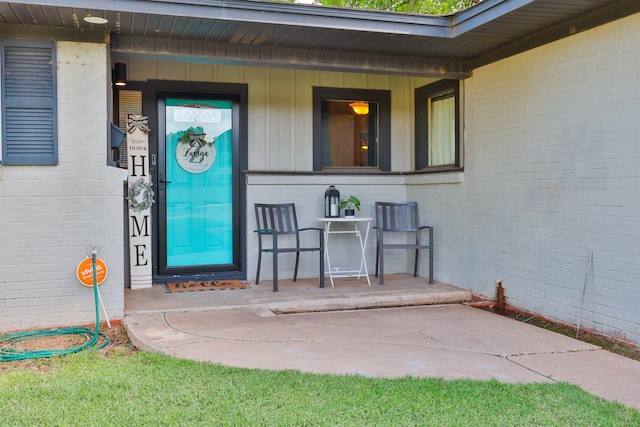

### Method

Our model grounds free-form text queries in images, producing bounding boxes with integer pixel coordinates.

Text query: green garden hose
[0,253,109,362]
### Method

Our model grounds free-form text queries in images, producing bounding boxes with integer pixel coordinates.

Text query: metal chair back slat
[254,203,324,292]
[256,204,298,235]
[378,202,419,232]
[373,201,433,285]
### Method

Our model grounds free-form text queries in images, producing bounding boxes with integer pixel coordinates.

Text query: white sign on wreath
[176,127,216,174]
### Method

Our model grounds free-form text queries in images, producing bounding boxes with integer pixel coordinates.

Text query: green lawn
[1,350,638,426]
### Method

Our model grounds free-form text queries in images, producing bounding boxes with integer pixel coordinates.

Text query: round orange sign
[76,257,108,287]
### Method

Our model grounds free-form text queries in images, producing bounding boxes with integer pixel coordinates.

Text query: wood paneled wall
[124,58,437,172]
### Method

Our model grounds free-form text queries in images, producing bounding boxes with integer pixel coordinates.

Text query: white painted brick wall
[0,41,127,332]
[246,175,408,283]
[410,13,640,344]
[245,174,464,285]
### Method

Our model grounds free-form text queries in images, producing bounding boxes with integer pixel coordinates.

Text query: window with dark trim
[313,87,391,172]
[415,80,461,171]
[1,40,57,165]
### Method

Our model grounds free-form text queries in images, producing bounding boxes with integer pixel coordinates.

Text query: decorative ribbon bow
[188,132,208,147]
[127,115,150,134]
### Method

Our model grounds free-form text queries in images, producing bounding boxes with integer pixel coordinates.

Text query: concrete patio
[123,275,640,410]
[125,275,468,314]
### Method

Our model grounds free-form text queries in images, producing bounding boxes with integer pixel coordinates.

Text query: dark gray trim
[243,168,463,177]
[452,0,534,36]
[312,87,391,172]
[111,36,472,78]
[415,80,460,171]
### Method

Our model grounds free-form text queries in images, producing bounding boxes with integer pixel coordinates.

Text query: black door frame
[118,80,248,283]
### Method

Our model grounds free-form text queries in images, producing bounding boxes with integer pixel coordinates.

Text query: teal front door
[158,96,240,275]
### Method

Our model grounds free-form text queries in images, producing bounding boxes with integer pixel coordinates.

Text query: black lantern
[324,185,340,218]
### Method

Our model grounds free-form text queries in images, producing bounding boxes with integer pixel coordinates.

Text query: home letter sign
[126,115,154,289]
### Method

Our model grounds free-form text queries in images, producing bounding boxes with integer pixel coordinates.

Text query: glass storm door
[159,97,237,274]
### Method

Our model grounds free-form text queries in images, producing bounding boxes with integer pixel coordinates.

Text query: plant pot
[110,123,126,148]
[344,209,355,218]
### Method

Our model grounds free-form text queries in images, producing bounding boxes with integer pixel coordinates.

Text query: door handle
[160,179,172,184]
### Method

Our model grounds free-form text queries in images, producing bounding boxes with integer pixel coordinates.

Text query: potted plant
[338,195,361,218]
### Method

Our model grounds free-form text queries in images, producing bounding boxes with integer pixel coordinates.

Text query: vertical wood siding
[125,58,436,172]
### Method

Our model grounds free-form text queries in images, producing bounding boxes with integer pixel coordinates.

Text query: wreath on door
[176,127,216,174]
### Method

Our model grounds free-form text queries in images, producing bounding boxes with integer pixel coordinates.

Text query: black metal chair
[254,203,325,292]
[373,201,433,285]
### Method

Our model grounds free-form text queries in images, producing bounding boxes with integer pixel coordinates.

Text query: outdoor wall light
[113,63,127,86]
[349,101,369,115]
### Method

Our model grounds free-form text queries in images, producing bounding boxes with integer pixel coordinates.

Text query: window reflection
[320,100,378,168]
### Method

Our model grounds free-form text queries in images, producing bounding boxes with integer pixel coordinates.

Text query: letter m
[131,215,150,237]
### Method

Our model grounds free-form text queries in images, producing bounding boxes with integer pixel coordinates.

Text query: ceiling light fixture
[349,101,369,115]
[84,14,108,25]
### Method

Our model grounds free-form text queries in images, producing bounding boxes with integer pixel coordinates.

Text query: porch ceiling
[0,0,638,77]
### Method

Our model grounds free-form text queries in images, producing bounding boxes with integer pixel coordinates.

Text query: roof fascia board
[19,0,453,37]
[468,0,640,69]
[112,35,472,79]
[451,0,535,36]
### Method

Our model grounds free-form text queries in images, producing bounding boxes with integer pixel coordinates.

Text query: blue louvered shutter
[2,40,57,165]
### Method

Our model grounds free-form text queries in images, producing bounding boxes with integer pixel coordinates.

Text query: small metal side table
[317,217,372,287]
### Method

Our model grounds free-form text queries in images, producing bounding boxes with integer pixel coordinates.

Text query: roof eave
[15,0,455,38]
[468,0,640,69]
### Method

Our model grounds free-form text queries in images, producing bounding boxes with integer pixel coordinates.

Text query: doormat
[162,280,246,293]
